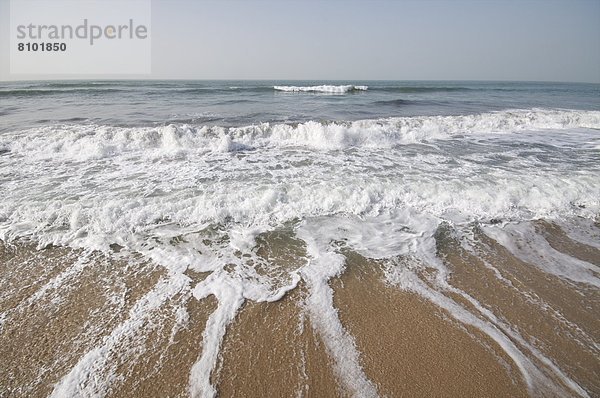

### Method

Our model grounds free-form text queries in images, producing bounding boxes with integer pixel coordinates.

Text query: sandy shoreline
[1,220,599,397]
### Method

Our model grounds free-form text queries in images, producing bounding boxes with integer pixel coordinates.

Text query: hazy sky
[1,0,599,82]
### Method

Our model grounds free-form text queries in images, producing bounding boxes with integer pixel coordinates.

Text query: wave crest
[273,85,368,93]
[3,109,599,161]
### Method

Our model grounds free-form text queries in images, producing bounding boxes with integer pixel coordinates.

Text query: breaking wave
[3,109,599,160]
[274,85,368,93]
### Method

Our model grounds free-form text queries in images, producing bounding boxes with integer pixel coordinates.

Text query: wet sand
[436,224,600,395]
[0,242,164,397]
[213,286,343,398]
[1,220,599,397]
[331,252,529,398]
[112,294,217,398]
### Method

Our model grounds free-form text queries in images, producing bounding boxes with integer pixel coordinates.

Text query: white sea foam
[50,275,189,397]
[556,219,600,249]
[2,144,597,253]
[297,220,379,397]
[482,223,600,287]
[190,274,245,398]
[274,85,368,93]
[3,109,598,162]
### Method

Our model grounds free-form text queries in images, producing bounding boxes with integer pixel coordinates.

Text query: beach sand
[0,220,598,397]
[331,252,529,398]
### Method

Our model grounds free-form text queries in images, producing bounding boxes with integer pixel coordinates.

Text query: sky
[1,0,599,82]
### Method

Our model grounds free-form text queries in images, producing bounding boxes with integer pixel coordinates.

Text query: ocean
[0,80,599,397]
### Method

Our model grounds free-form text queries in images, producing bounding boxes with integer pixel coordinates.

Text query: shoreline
[0,219,598,397]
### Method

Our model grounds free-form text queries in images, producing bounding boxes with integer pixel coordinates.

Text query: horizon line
[1,77,599,85]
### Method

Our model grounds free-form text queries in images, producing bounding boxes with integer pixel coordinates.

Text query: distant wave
[274,85,368,93]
